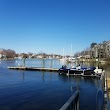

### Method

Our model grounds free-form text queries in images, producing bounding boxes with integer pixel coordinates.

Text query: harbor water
[0,59,103,110]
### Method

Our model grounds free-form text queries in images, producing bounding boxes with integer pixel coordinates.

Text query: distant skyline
[0,0,110,55]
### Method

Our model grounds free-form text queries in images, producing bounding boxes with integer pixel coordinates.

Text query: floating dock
[8,66,58,72]
[8,66,100,77]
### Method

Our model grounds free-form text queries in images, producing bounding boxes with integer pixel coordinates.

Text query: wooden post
[23,58,26,67]
[50,59,52,68]
[67,69,69,76]
[43,58,45,68]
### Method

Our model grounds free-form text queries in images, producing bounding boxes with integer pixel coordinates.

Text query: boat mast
[63,48,65,59]
[71,44,73,59]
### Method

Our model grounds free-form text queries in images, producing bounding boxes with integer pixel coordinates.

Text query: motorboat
[58,65,96,76]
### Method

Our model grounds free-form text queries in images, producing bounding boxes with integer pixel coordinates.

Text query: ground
[107,72,110,98]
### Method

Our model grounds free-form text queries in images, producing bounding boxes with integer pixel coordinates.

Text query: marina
[0,59,110,110]
[8,66,99,77]
[0,0,110,109]
[8,64,102,78]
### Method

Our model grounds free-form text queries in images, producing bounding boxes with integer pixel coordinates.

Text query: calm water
[0,59,101,110]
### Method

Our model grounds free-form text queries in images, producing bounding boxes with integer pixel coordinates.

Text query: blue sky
[0,0,110,55]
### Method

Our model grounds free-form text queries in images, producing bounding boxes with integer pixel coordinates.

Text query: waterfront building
[90,41,110,58]
[91,45,98,58]
[105,41,110,57]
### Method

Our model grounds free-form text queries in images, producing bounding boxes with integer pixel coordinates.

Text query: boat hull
[58,68,95,75]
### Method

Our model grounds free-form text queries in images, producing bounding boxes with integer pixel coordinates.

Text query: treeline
[0,49,16,58]
[0,48,62,59]
[1,40,109,59]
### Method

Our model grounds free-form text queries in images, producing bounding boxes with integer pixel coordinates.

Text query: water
[0,59,101,110]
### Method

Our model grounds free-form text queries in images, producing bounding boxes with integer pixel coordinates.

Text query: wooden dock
[8,66,59,72]
[8,66,100,78]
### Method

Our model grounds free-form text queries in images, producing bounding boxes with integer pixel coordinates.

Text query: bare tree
[2,49,16,58]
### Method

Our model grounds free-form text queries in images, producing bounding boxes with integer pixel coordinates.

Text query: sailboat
[60,48,67,62]
[68,44,76,63]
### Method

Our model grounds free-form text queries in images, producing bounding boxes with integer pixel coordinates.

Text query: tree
[90,43,97,48]
[3,49,16,58]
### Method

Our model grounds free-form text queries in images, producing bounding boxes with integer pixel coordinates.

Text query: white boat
[68,57,76,63]
[68,44,76,63]
[60,48,67,62]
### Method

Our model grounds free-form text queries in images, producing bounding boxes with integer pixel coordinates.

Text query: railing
[96,72,105,110]
[59,90,79,110]
[104,71,110,110]
[59,71,110,110]
[96,71,110,110]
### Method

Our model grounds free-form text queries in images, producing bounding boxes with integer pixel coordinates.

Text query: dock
[8,66,59,72]
[8,66,100,77]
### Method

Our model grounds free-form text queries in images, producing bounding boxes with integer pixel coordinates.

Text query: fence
[59,90,79,110]
[96,71,110,110]
[59,71,110,110]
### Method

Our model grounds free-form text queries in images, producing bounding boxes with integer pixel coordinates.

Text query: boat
[68,44,76,63]
[59,48,67,62]
[58,65,96,76]
[68,57,76,63]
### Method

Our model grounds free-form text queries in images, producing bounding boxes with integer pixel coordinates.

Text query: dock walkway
[8,66,58,72]
[8,66,99,78]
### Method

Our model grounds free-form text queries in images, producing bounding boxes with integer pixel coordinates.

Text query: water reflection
[22,72,25,81]
[42,71,44,82]
[59,74,99,88]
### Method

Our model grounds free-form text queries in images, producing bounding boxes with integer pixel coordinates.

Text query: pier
[8,66,100,77]
[8,66,58,72]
